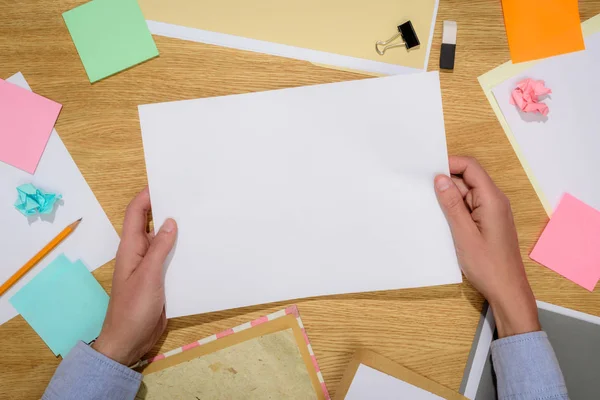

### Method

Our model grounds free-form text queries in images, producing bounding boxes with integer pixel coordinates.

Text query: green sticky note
[63,0,159,83]
[10,254,109,357]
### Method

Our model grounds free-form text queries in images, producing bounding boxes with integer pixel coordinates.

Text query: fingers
[451,176,469,197]
[434,175,479,241]
[115,188,152,278]
[449,156,497,192]
[122,188,152,239]
[138,219,178,285]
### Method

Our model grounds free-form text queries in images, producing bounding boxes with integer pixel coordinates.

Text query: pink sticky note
[0,79,62,174]
[530,194,600,291]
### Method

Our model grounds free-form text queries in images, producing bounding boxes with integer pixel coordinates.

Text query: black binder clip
[376,20,420,56]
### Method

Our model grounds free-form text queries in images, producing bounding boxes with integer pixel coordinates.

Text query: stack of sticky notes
[501,0,585,63]
[63,0,159,83]
[9,254,109,357]
[531,194,600,291]
[0,79,62,174]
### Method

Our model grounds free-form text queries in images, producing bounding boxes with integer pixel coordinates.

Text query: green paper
[63,0,159,83]
[10,254,109,356]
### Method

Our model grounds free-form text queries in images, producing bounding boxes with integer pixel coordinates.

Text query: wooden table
[1,0,599,398]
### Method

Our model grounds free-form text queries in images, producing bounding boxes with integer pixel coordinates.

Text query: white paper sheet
[0,73,120,326]
[139,71,462,319]
[346,364,444,400]
[492,33,600,212]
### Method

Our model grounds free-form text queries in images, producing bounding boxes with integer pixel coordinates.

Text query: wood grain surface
[1,0,599,398]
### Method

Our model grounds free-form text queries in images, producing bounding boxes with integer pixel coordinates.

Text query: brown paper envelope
[136,314,326,400]
[334,349,468,400]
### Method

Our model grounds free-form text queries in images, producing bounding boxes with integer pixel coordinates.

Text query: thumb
[140,218,178,277]
[434,175,477,241]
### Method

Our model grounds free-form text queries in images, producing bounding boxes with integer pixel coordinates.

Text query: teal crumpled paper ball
[14,184,62,216]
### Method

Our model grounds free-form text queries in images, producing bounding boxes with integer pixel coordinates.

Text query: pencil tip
[71,218,83,229]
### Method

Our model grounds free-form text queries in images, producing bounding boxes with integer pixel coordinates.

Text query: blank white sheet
[492,32,600,212]
[139,71,462,319]
[0,73,120,325]
[346,364,444,400]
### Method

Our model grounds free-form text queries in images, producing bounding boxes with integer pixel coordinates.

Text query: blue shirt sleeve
[491,331,569,400]
[42,341,142,400]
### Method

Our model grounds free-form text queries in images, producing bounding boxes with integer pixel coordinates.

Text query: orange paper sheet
[501,0,585,63]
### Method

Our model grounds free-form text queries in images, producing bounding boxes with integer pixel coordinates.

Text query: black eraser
[398,21,420,49]
[440,43,456,70]
[440,21,457,70]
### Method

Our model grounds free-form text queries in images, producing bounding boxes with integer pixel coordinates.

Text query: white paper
[346,364,444,400]
[139,71,462,319]
[462,306,496,400]
[492,32,600,212]
[0,73,120,325]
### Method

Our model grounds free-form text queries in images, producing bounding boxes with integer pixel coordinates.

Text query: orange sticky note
[501,0,585,63]
[530,194,600,291]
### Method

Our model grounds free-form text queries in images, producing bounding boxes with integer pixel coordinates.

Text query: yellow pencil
[0,218,82,296]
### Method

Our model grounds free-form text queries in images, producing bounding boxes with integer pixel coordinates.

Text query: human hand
[434,156,540,338]
[93,188,177,366]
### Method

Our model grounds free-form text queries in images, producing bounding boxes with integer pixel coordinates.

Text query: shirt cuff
[43,341,142,400]
[491,331,568,400]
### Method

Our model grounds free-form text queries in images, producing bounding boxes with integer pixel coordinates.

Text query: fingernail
[435,176,452,192]
[160,219,175,234]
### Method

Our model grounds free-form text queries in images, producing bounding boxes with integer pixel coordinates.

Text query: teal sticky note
[10,254,109,356]
[63,0,159,83]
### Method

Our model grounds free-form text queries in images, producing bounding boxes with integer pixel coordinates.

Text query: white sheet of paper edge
[0,73,120,326]
[462,306,496,400]
[346,364,445,400]
[139,71,461,319]
[461,301,600,399]
[491,33,600,212]
[146,1,439,77]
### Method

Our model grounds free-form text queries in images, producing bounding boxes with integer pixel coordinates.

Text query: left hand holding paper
[93,187,177,366]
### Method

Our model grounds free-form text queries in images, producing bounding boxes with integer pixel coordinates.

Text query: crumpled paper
[510,78,552,116]
[14,183,62,216]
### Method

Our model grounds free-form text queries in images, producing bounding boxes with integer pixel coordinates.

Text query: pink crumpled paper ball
[509,78,552,116]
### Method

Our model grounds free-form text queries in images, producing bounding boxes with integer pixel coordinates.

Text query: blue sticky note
[10,254,109,356]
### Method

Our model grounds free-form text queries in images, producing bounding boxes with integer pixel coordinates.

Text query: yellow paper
[139,0,437,70]
[136,329,315,399]
[478,14,600,216]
